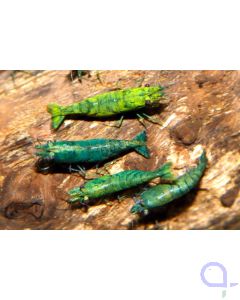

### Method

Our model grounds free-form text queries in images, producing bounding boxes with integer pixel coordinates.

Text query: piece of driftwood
[0,70,239,229]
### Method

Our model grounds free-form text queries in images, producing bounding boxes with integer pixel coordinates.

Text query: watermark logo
[200,262,238,298]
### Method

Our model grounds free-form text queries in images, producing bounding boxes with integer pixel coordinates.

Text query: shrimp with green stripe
[68,162,175,204]
[35,130,150,173]
[130,150,207,215]
[47,86,165,130]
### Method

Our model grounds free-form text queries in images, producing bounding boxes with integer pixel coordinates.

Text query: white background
[0,232,240,300]
[0,0,240,300]
[0,0,240,69]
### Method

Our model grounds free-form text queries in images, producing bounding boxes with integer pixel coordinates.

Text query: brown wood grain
[0,70,239,229]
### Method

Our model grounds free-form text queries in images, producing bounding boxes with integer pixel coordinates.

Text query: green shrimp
[35,130,150,170]
[47,86,165,129]
[130,150,207,214]
[68,162,175,203]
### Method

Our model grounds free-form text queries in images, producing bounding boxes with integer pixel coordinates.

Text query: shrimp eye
[36,157,54,173]
[145,83,150,87]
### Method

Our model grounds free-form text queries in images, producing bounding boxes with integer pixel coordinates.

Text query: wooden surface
[0,70,239,229]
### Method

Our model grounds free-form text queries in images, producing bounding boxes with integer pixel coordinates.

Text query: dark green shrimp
[68,162,175,203]
[130,150,207,215]
[47,86,165,129]
[35,130,150,169]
